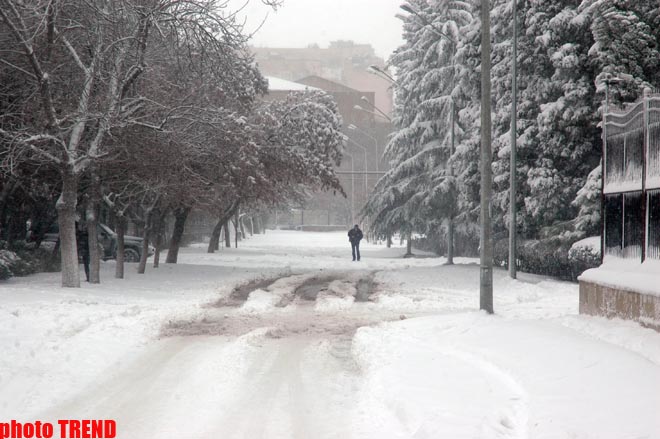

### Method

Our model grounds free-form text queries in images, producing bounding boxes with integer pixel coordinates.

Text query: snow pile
[314,280,356,312]
[239,273,317,313]
[239,288,283,313]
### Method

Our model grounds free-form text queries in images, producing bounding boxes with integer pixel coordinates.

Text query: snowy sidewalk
[354,312,660,438]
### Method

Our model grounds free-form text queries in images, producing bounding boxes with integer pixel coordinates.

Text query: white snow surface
[1,230,659,438]
[570,236,600,253]
[579,257,660,297]
[266,76,319,92]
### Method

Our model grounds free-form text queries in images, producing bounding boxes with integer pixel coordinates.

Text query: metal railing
[603,89,660,261]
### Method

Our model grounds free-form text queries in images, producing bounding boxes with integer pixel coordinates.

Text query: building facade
[579,89,660,331]
[255,42,394,229]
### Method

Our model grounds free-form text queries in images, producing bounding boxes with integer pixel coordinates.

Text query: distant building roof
[296,75,363,94]
[266,76,319,92]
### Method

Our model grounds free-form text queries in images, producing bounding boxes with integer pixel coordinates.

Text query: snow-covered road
[42,293,388,439]
[43,331,361,439]
[2,231,660,438]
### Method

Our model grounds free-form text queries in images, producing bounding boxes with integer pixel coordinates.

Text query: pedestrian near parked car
[348,224,363,261]
[76,223,90,282]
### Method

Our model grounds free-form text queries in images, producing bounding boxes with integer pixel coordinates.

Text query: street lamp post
[447,98,456,265]
[509,0,518,279]
[349,123,380,172]
[401,1,493,312]
[367,65,397,85]
[347,137,369,206]
[354,104,391,123]
[344,152,355,224]
[360,96,391,124]
[480,0,494,314]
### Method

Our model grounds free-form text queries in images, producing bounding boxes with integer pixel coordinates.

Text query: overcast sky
[231,0,406,60]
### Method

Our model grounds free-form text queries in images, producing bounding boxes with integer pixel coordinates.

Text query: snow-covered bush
[0,242,60,280]
[495,237,579,281]
[518,239,577,281]
[0,249,19,280]
[568,237,601,274]
[494,234,602,281]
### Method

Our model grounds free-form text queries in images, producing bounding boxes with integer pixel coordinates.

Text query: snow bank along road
[2,231,660,439]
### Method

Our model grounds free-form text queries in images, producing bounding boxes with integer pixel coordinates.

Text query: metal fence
[603,89,660,262]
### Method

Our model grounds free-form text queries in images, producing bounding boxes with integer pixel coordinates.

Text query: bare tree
[0,0,274,286]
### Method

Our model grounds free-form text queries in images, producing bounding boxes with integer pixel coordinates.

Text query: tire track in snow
[209,335,360,439]
[357,328,530,439]
[437,347,530,439]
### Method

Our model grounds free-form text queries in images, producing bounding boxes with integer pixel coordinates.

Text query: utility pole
[480,0,494,314]
[509,0,518,279]
[447,99,455,265]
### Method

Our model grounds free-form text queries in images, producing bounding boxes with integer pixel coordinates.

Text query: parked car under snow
[27,223,153,263]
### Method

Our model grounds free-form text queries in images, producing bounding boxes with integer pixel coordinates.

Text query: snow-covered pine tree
[526,3,598,233]
[362,0,437,241]
[570,0,660,239]
[363,0,475,254]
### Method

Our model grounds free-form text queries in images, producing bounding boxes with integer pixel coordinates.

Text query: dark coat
[76,228,89,257]
[348,227,363,244]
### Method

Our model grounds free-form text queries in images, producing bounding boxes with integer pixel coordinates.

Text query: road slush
[0,420,116,438]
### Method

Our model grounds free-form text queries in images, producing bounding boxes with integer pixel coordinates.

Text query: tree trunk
[234,213,239,248]
[405,234,413,257]
[387,234,392,248]
[239,215,247,240]
[224,220,231,248]
[446,217,454,265]
[207,218,223,253]
[57,170,80,288]
[85,168,102,283]
[137,207,154,274]
[248,216,254,236]
[479,0,494,314]
[208,202,239,253]
[85,201,100,283]
[166,207,190,263]
[137,224,150,274]
[153,235,161,268]
[115,216,126,279]
[153,211,166,268]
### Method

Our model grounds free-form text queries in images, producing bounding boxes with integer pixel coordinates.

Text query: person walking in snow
[348,224,363,261]
[76,222,90,282]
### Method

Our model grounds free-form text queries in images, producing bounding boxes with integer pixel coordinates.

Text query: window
[623,192,643,259]
[648,190,660,260]
[604,194,623,256]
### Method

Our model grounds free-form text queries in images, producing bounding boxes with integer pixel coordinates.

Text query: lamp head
[400,4,414,14]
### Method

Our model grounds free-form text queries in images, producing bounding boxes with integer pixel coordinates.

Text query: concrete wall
[579,281,660,331]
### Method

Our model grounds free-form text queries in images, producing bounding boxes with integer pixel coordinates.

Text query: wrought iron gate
[603,89,660,262]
